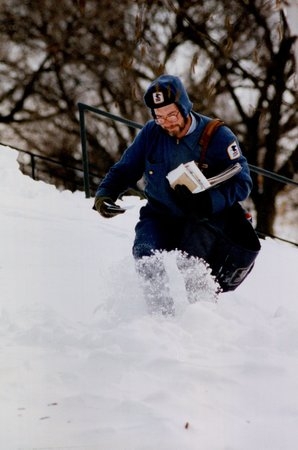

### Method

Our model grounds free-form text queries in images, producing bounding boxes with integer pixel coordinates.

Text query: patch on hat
[227,141,241,160]
[152,91,165,104]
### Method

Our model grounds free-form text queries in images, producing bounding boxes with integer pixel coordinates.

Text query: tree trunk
[254,178,279,236]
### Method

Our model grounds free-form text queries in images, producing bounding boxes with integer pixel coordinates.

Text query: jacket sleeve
[204,127,252,214]
[95,125,150,200]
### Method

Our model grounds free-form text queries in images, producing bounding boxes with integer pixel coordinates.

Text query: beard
[163,117,188,138]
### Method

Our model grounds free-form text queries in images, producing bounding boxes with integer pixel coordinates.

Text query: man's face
[154,104,187,138]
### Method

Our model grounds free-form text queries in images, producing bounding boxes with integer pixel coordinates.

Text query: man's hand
[174,185,212,219]
[93,197,126,218]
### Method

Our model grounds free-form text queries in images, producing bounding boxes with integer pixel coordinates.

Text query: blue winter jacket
[95,112,252,218]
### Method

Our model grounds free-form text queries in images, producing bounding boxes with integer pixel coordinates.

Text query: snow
[1,144,298,450]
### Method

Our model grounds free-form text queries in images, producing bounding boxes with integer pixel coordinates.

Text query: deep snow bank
[1,145,298,450]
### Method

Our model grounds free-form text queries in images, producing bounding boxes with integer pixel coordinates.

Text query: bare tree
[150,0,297,235]
[0,0,151,188]
[0,0,296,235]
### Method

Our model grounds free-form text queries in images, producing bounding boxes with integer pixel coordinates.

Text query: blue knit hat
[144,75,193,118]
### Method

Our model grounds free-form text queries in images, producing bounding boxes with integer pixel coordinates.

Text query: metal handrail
[2,144,97,181]
[1,104,296,246]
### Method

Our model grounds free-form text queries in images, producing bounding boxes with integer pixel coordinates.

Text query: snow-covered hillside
[1,145,298,450]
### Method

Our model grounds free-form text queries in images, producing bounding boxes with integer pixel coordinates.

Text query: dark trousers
[133,204,260,292]
[132,206,186,259]
[132,204,218,260]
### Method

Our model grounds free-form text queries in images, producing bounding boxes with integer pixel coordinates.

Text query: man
[94,75,259,314]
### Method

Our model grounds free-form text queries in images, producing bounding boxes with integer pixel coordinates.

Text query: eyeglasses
[154,110,180,125]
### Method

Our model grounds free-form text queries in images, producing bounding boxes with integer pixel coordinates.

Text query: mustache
[164,122,185,135]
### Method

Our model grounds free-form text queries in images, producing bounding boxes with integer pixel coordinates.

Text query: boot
[135,252,175,316]
[176,251,219,304]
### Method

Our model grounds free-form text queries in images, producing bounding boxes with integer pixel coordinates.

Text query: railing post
[78,103,91,198]
[30,154,36,180]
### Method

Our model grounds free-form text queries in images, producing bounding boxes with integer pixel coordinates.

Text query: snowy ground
[1,145,298,450]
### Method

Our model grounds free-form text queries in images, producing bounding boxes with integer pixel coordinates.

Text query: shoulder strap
[198,118,224,168]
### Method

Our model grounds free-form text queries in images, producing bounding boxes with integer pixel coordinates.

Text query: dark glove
[174,184,212,219]
[93,196,126,218]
